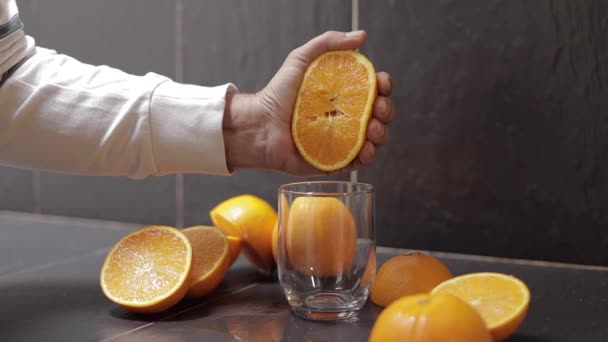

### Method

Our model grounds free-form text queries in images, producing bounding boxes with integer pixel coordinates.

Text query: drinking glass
[277,181,376,321]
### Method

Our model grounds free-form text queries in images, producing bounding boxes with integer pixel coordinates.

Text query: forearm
[0,47,234,178]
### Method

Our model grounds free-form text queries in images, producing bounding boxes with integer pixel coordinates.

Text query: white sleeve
[0,47,236,178]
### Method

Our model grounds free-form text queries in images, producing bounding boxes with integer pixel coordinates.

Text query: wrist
[223,92,267,172]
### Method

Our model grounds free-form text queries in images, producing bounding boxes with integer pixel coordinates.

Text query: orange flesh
[293,51,376,170]
[102,229,190,303]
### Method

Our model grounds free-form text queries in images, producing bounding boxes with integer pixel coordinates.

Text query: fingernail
[345,30,364,38]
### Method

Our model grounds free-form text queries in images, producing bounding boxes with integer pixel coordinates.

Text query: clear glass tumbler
[277,181,376,321]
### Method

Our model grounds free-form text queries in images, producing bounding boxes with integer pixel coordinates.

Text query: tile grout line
[349,0,359,184]
[101,283,259,342]
[377,246,608,272]
[175,0,185,228]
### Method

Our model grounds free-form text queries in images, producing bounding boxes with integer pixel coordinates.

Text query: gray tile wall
[1,0,350,226]
[2,1,607,265]
[359,0,608,265]
[180,0,351,226]
[0,168,34,212]
[11,0,178,225]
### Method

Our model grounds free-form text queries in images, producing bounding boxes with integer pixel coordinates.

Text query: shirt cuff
[149,80,237,176]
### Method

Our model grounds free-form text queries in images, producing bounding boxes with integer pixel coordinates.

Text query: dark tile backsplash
[0,167,34,213]
[2,0,607,265]
[12,0,178,225]
[38,173,176,225]
[29,0,176,78]
[359,0,608,265]
[181,0,352,225]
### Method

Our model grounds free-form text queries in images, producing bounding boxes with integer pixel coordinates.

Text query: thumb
[290,30,367,65]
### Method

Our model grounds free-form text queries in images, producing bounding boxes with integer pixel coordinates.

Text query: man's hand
[223,30,395,176]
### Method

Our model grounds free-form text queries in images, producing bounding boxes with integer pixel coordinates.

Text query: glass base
[289,292,363,322]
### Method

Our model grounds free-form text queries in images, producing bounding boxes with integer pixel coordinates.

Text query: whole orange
[369,293,492,342]
[371,253,453,307]
[285,196,357,277]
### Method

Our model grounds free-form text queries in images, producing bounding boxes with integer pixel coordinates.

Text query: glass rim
[279,181,374,196]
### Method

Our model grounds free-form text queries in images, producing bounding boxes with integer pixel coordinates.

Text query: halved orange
[432,272,531,341]
[210,195,277,273]
[292,50,377,171]
[182,225,231,298]
[100,225,192,313]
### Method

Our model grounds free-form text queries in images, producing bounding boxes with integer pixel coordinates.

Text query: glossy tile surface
[0,212,137,276]
[1,212,607,341]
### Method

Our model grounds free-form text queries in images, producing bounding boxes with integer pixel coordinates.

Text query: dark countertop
[1,211,607,342]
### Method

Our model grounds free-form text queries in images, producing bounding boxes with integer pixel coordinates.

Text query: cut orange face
[182,225,230,298]
[100,225,192,313]
[292,50,377,171]
[432,272,531,341]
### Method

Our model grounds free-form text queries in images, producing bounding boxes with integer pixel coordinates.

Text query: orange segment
[210,195,277,273]
[100,225,192,313]
[431,272,531,341]
[371,253,453,307]
[285,196,357,277]
[369,293,492,342]
[292,50,377,171]
[182,226,230,298]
